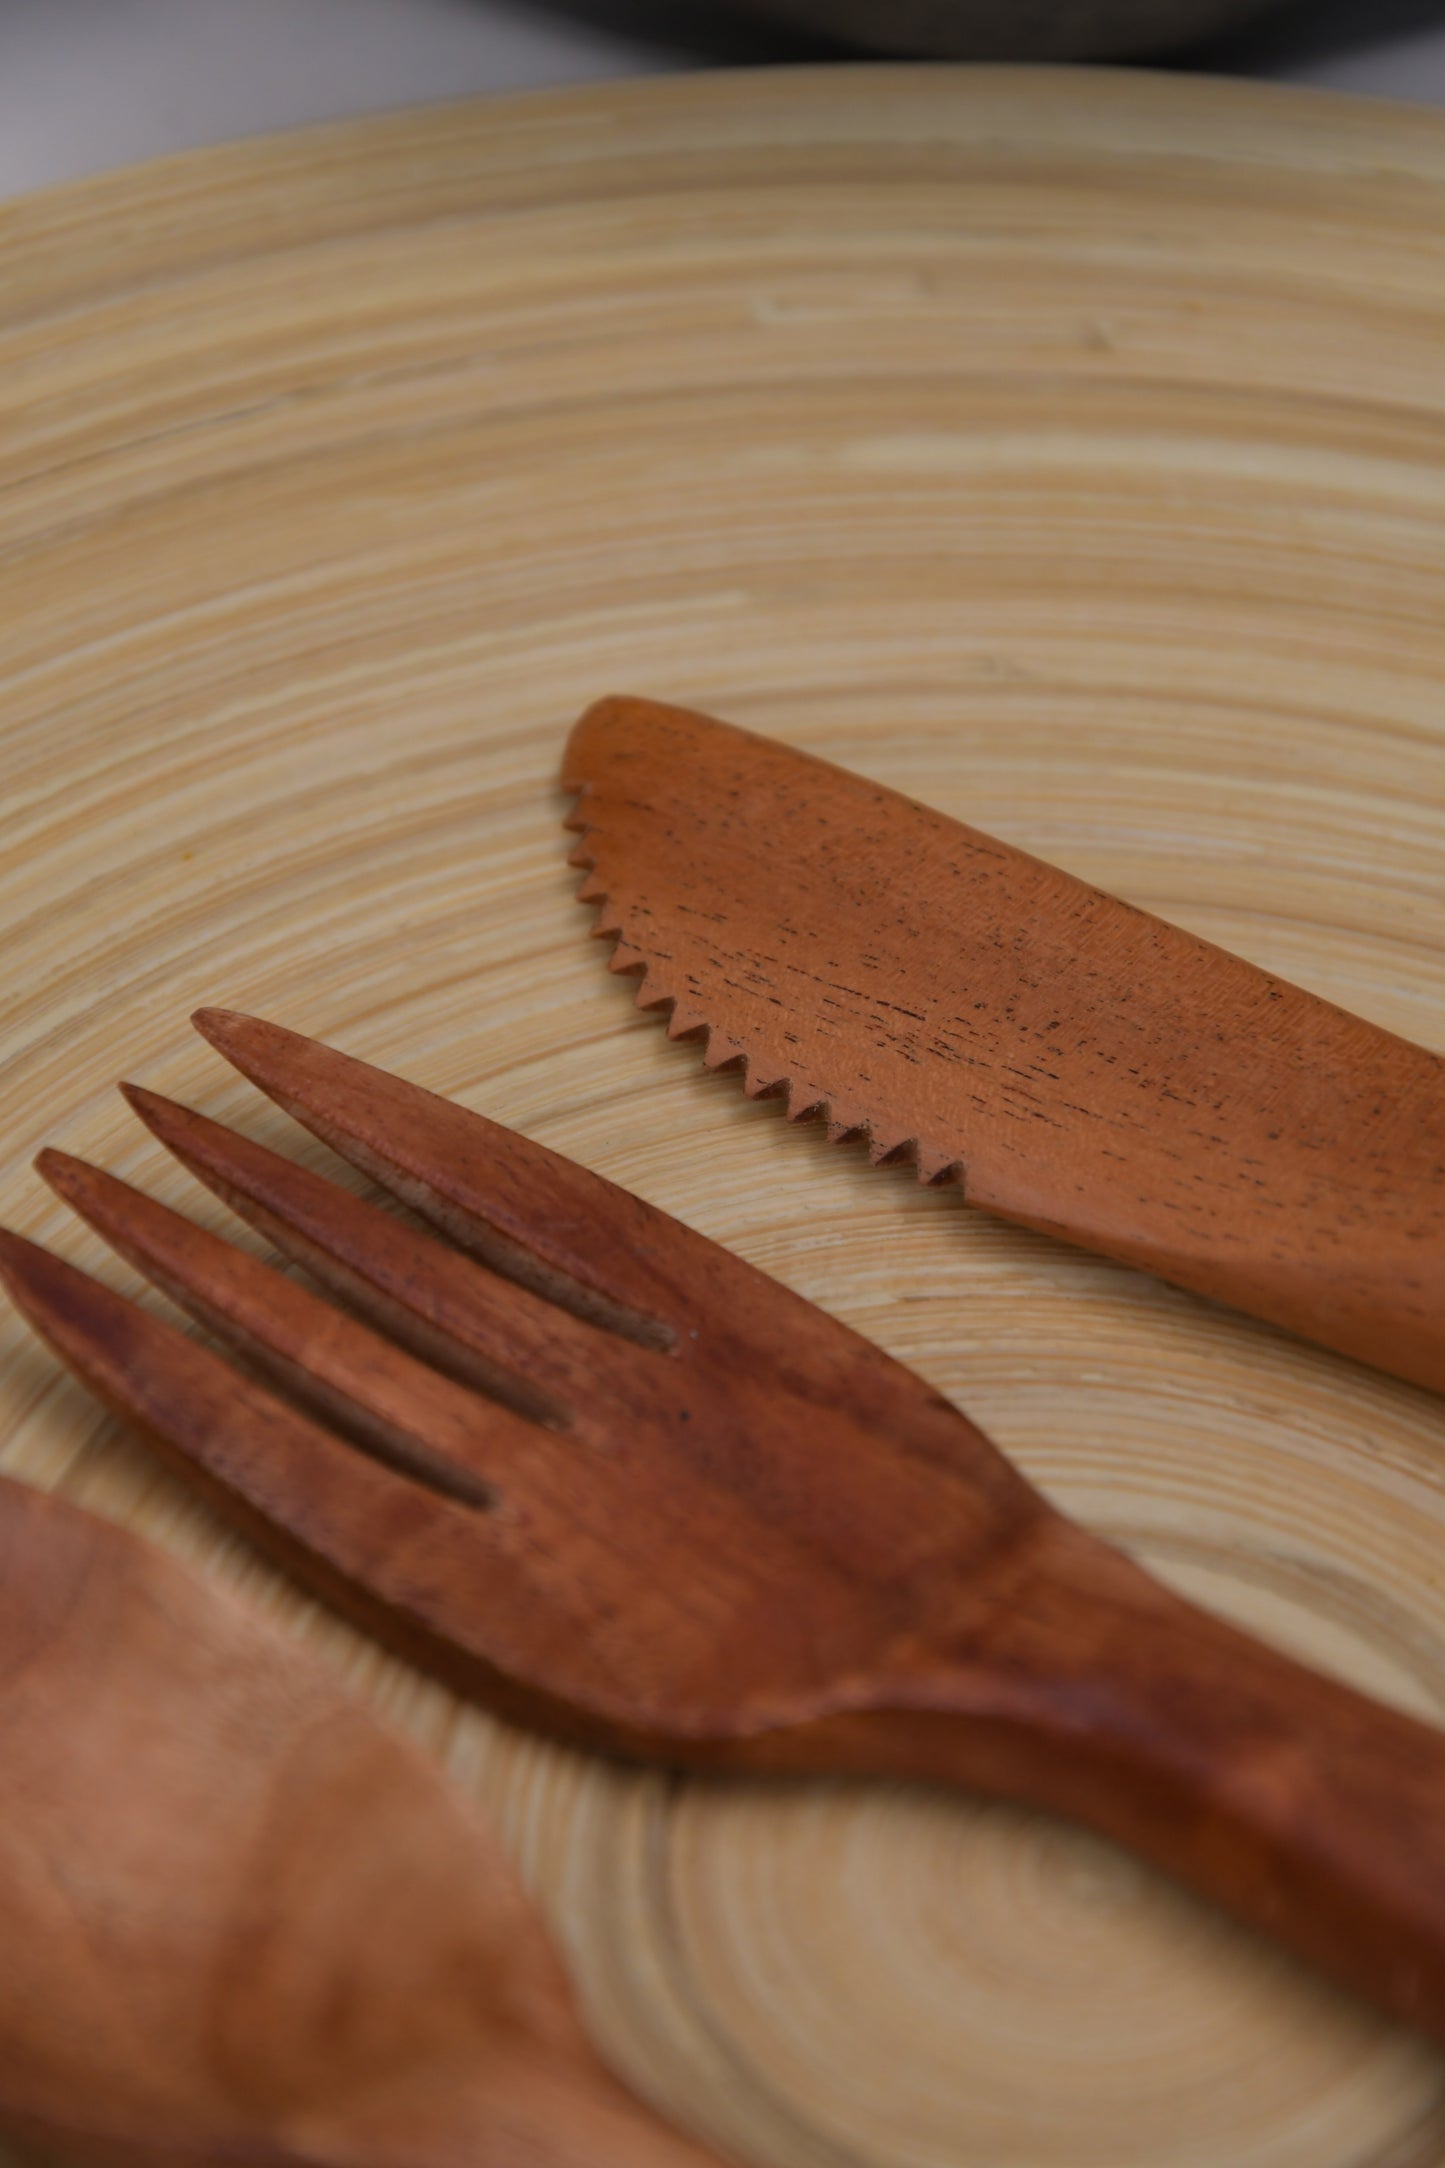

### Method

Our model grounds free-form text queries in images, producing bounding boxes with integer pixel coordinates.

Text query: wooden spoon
[0,1473,724,2168]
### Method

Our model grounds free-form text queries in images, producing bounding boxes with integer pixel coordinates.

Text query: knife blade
[562,694,1445,1395]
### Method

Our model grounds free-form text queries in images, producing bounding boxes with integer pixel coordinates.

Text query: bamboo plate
[5,61,1445,2168]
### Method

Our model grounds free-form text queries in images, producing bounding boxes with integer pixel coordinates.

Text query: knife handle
[854,1515,1445,2045]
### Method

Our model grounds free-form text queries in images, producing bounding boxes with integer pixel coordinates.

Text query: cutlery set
[3,694,1444,2159]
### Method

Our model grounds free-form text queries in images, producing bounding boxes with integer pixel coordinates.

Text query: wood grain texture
[6,60,1445,2166]
[564,692,1445,1386]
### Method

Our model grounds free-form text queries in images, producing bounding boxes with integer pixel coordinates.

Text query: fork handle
[851,1514,1445,2045]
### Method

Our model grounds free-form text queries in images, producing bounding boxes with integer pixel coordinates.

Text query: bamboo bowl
[5,64,1445,2168]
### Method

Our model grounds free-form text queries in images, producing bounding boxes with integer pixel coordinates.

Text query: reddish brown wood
[562,694,1445,1394]
[6,1013,1445,2050]
[0,1474,724,2168]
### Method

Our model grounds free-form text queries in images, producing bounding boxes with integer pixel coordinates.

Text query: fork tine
[191,1010,692,1348]
[0,1227,612,1728]
[37,1149,534,1512]
[119,1085,650,1431]
[0,1227,485,1641]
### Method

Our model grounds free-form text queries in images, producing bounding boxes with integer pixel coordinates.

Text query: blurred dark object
[523,0,1445,70]
[1184,0,1445,67]
[731,0,1278,58]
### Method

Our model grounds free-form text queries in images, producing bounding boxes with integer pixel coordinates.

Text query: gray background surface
[5,0,1445,203]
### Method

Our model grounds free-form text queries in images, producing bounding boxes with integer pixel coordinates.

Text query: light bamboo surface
[6,62,1445,2168]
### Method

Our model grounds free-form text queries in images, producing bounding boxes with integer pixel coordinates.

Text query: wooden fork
[6,1010,1445,2051]
[0,1472,724,2168]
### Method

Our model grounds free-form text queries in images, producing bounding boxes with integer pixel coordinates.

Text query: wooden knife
[563,694,1445,1394]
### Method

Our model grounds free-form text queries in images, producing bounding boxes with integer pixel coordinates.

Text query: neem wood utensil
[563,695,1445,1394]
[0,1472,723,2168]
[6,1012,1445,2053]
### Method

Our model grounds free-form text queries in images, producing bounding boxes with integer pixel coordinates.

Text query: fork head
[0,1012,1050,1765]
